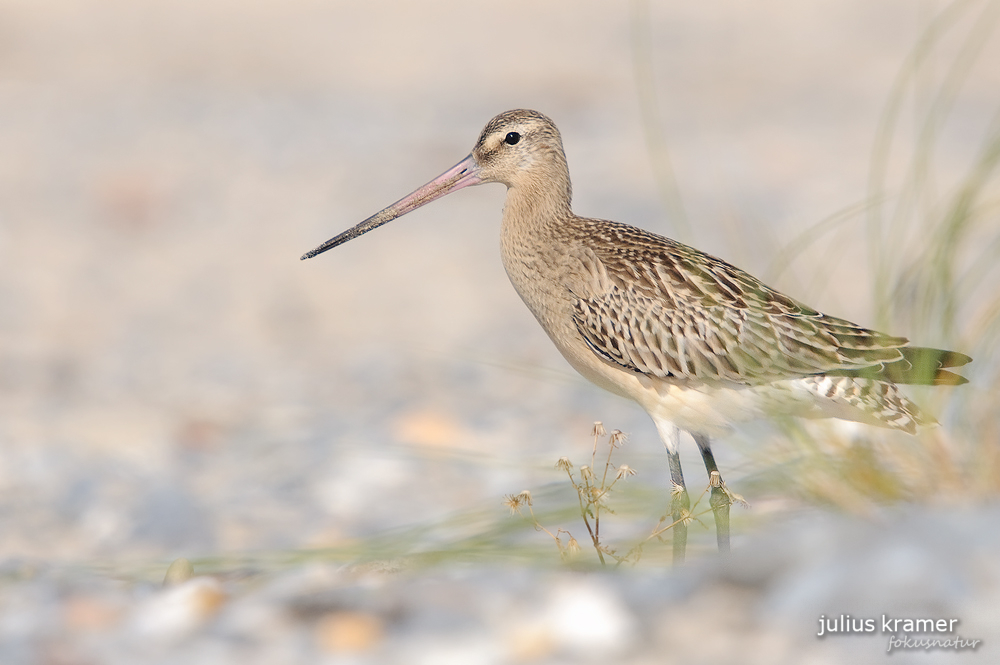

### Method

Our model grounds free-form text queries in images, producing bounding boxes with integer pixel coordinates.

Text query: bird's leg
[665,427,690,564]
[692,433,730,553]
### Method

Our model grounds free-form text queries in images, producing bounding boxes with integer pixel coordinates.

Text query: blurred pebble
[391,410,464,448]
[64,595,123,632]
[505,624,555,662]
[315,611,383,653]
[538,578,637,658]
[132,576,227,641]
[163,558,195,586]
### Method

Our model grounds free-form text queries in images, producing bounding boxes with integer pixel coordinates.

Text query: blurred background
[1,0,998,662]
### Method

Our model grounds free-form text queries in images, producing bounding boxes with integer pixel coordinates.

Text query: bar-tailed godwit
[303,110,971,560]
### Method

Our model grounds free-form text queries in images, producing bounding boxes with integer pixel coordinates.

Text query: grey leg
[666,430,690,564]
[693,432,730,553]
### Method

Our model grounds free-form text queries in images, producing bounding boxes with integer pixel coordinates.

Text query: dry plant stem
[587,427,604,561]
[651,485,710,541]
[592,427,603,542]
[527,506,563,547]
[566,428,630,567]
[507,491,580,560]
[614,486,715,567]
[529,424,734,567]
[591,422,604,470]
[590,475,625,507]
[565,466,606,565]
[594,431,625,546]
[866,0,998,331]
[600,434,616,486]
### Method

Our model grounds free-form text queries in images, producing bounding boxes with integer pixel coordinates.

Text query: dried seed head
[517,490,533,506]
[592,422,606,437]
[566,537,581,555]
[609,430,627,448]
[580,465,594,482]
[555,457,573,472]
[726,488,750,508]
[503,493,525,515]
[615,464,636,480]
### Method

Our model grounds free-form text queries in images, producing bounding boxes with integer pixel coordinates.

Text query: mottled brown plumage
[303,109,971,557]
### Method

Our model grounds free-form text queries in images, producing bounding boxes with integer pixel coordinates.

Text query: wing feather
[570,221,911,384]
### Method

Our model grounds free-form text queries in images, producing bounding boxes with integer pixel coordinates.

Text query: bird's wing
[569,222,908,384]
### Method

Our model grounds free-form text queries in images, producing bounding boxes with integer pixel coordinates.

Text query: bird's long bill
[300,154,482,260]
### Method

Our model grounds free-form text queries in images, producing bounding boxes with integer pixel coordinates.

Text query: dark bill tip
[300,153,481,262]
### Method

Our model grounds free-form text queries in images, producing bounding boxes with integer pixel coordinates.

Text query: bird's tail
[802,375,934,434]
[826,347,972,386]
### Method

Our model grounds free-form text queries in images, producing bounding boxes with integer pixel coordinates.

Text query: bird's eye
[504,131,521,145]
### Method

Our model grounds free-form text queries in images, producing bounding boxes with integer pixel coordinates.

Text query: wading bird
[302,110,971,561]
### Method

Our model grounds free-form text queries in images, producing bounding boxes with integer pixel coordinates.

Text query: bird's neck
[500,169,573,239]
[497,169,577,338]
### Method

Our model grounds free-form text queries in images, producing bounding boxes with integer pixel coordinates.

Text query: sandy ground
[0,0,998,662]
